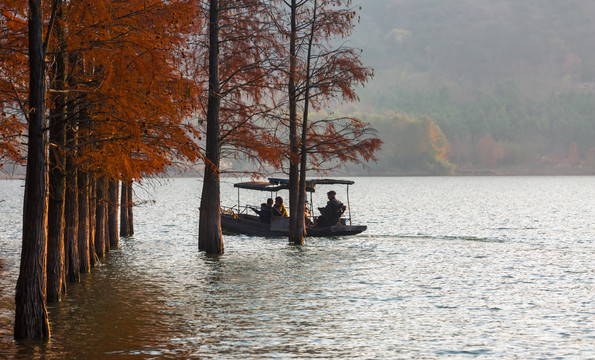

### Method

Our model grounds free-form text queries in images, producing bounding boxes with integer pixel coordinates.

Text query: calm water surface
[1,176,594,359]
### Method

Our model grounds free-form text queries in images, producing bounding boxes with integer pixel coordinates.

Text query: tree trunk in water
[88,177,97,266]
[293,0,317,245]
[198,0,223,255]
[127,182,134,236]
[64,162,79,283]
[199,171,223,254]
[14,0,50,339]
[108,180,119,248]
[46,10,67,302]
[103,182,110,254]
[288,0,301,244]
[127,186,133,236]
[120,181,129,237]
[77,171,90,273]
[119,181,134,237]
[64,37,80,281]
[94,177,107,260]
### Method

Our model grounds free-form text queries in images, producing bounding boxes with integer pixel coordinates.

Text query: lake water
[1,176,594,359]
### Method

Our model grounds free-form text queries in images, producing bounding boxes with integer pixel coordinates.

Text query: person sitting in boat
[273,196,289,217]
[304,203,313,227]
[316,190,346,227]
[251,199,273,223]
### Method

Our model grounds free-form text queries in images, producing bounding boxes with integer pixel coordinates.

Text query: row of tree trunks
[46,174,127,300]
[41,20,131,308]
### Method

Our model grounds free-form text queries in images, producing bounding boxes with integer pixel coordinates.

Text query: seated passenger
[251,199,273,223]
[255,198,273,223]
[316,190,346,227]
[304,205,313,227]
[272,196,289,217]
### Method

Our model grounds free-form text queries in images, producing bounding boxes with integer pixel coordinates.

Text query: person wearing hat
[316,190,346,227]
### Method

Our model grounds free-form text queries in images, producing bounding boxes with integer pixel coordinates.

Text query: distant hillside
[354,0,595,99]
[347,0,595,175]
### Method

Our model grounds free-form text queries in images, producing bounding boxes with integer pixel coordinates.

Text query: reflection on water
[1,177,595,359]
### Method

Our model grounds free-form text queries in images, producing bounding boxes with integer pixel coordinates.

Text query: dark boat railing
[225,177,359,227]
[221,204,255,216]
[221,203,317,225]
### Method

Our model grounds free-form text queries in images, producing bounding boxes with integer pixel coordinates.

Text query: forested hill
[349,0,595,175]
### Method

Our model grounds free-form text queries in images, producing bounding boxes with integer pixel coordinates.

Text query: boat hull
[221,213,366,237]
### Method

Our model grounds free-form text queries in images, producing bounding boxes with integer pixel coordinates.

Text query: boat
[220,178,367,237]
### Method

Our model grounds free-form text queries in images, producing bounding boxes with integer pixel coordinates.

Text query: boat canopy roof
[233,178,354,192]
[303,178,355,185]
[233,181,287,192]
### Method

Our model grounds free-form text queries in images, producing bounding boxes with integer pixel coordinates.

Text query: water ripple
[1,177,595,359]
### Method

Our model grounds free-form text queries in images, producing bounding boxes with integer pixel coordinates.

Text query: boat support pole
[237,187,240,214]
[346,185,352,225]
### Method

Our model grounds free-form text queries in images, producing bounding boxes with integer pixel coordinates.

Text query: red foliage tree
[0,3,27,171]
[2,0,204,338]
[273,0,380,243]
[192,0,283,254]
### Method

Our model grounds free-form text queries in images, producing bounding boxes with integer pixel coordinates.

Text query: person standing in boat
[316,190,346,227]
[272,196,289,217]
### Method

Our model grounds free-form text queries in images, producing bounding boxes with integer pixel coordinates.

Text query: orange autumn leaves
[0,3,27,168]
[1,0,202,179]
[61,0,202,180]
[1,0,380,179]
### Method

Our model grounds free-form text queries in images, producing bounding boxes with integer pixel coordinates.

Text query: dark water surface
[1,177,594,359]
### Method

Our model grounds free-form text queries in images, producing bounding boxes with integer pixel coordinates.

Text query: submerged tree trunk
[120,181,133,237]
[64,45,80,281]
[45,123,66,302]
[294,0,318,245]
[288,0,301,244]
[88,176,97,267]
[46,8,67,302]
[119,181,128,237]
[108,180,119,248]
[14,0,50,339]
[198,0,223,254]
[77,171,90,273]
[94,177,107,260]
[199,169,223,254]
[127,183,133,236]
[103,181,110,254]
[64,159,79,283]
[63,53,79,283]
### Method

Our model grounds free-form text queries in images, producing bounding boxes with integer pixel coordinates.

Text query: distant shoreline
[3,166,595,181]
